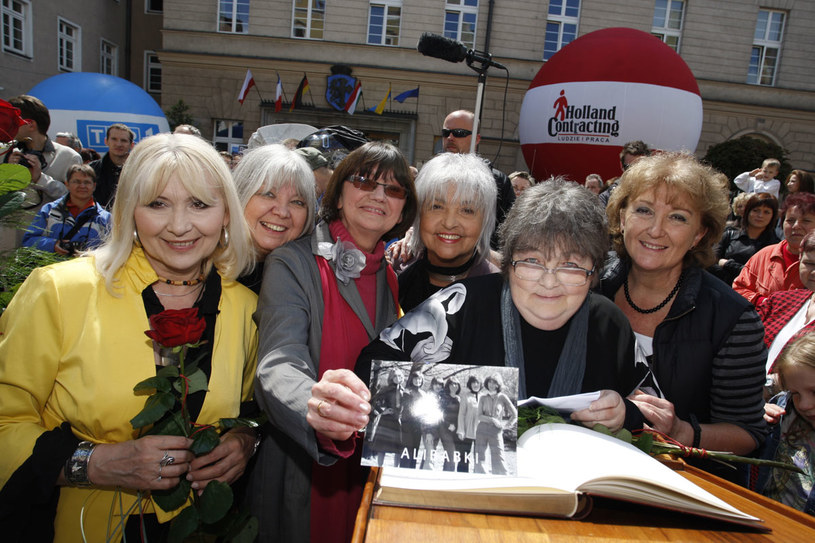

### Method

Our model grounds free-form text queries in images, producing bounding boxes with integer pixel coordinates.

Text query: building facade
[157,0,814,176]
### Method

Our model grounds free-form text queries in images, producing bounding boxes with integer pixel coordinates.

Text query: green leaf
[198,480,233,524]
[218,415,266,431]
[0,164,31,193]
[133,375,171,394]
[191,427,221,456]
[156,365,180,378]
[634,431,654,453]
[146,410,187,436]
[152,478,192,512]
[592,423,612,436]
[613,428,633,444]
[167,504,199,543]
[229,515,259,543]
[0,191,24,219]
[130,391,176,429]
[175,367,208,395]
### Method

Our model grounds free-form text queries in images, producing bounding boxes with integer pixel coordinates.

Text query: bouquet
[133,307,260,542]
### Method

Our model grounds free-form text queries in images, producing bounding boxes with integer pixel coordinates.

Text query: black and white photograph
[361,361,519,475]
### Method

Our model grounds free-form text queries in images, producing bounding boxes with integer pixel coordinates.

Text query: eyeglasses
[441,128,473,139]
[511,259,595,286]
[346,174,408,200]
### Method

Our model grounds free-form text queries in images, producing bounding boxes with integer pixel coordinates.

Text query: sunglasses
[346,174,408,200]
[441,128,473,138]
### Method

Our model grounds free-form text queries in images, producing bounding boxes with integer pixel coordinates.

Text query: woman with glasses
[21,163,111,255]
[358,178,644,435]
[601,152,767,482]
[247,142,417,543]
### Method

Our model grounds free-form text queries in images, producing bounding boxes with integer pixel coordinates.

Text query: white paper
[517,391,601,412]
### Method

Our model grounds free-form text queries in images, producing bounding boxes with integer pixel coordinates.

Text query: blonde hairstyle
[607,152,730,268]
[731,192,751,216]
[777,333,815,391]
[232,143,316,257]
[93,133,253,293]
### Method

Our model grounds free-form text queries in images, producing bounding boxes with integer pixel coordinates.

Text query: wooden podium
[354,466,815,542]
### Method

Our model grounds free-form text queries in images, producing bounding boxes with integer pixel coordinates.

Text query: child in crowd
[735,158,781,199]
[757,333,815,515]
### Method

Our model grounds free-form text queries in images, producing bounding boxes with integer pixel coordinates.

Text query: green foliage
[703,136,791,188]
[164,99,196,132]
[0,247,68,312]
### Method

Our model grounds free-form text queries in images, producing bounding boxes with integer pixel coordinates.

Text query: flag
[369,84,391,115]
[238,69,255,105]
[274,74,283,112]
[289,75,310,112]
[394,87,420,103]
[344,81,362,115]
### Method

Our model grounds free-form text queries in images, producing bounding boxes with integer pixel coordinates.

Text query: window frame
[2,0,32,57]
[144,50,162,93]
[218,0,250,34]
[443,0,478,49]
[145,0,163,14]
[747,8,786,86]
[651,0,685,52]
[213,120,244,154]
[57,16,81,72]
[367,0,402,46]
[100,38,118,76]
[292,0,325,40]
[543,0,580,61]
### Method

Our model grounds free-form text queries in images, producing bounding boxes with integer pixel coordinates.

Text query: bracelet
[689,414,702,449]
[65,441,97,487]
[251,431,262,456]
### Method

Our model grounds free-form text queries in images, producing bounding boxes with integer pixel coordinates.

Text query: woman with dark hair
[367,368,405,467]
[602,152,767,481]
[474,373,516,474]
[399,371,427,469]
[438,377,463,472]
[456,376,482,472]
[420,376,446,469]
[712,192,779,285]
[247,142,417,543]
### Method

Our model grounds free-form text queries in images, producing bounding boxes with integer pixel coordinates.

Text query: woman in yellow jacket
[0,133,259,541]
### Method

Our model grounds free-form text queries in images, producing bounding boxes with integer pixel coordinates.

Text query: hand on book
[308,369,372,441]
[570,390,626,432]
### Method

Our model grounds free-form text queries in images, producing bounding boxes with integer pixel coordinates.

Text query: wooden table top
[354,465,815,542]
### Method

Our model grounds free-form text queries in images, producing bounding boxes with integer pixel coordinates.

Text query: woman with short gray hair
[397,152,498,311]
[359,178,644,438]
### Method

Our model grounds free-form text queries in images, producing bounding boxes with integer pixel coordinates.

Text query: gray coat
[245,221,398,543]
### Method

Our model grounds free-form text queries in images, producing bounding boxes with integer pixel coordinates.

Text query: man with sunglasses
[442,110,515,250]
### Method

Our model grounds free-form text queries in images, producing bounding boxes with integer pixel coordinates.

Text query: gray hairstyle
[407,153,497,263]
[233,143,317,237]
[499,177,609,276]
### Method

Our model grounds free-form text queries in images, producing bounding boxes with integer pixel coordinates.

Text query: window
[747,9,785,86]
[58,17,80,71]
[100,39,117,76]
[2,0,31,56]
[543,0,579,61]
[444,0,477,49]
[368,1,401,46]
[213,120,244,154]
[145,51,161,93]
[293,0,324,39]
[651,0,684,52]
[218,0,249,34]
[146,0,163,13]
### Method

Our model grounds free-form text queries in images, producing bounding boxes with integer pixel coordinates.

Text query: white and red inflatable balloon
[519,27,702,184]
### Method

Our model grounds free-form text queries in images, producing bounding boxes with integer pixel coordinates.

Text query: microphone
[417,33,506,70]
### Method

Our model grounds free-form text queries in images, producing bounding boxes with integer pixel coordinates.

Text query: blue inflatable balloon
[28,72,170,151]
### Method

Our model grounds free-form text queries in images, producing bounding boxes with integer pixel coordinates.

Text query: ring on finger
[316,400,328,418]
[159,451,175,468]
[157,464,164,481]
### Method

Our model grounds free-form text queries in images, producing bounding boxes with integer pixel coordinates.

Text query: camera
[13,140,48,170]
[57,240,81,256]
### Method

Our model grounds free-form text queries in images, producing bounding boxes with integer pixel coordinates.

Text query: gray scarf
[501,281,590,400]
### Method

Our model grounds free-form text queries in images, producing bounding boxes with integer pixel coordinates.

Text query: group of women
[0,129,809,542]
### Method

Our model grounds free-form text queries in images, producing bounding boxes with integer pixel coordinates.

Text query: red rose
[145,308,206,347]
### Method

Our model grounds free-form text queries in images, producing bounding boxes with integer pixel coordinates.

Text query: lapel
[312,222,393,340]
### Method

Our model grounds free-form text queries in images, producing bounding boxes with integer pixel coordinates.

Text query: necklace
[425,252,477,284]
[624,270,685,314]
[155,273,205,286]
[153,282,203,298]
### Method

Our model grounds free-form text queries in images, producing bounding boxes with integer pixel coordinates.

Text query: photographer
[22,164,110,255]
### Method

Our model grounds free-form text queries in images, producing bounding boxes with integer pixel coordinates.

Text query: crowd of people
[1,93,815,542]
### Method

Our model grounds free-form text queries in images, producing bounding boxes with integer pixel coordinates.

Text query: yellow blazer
[0,248,258,541]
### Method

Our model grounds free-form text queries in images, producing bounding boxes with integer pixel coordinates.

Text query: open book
[375,423,764,530]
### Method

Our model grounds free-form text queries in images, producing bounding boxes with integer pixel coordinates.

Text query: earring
[220,227,230,248]
[133,229,141,247]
